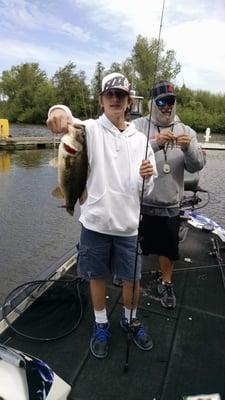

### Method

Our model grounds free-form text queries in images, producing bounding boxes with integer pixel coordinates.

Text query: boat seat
[184,171,200,192]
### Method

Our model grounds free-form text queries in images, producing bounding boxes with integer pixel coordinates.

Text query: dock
[0,137,225,151]
[0,136,60,150]
[199,142,225,150]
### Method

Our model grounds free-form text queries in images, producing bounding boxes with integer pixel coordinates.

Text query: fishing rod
[124,0,166,373]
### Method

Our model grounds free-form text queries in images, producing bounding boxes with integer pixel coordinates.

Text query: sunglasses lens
[155,98,165,107]
[155,97,175,107]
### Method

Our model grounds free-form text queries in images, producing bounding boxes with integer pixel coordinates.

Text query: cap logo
[150,81,175,99]
[103,76,129,92]
[167,84,174,93]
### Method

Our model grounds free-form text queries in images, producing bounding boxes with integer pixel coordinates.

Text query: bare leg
[89,279,109,359]
[158,256,176,309]
[122,280,140,310]
[90,279,106,311]
[159,256,174,282]
[121,280,153,351]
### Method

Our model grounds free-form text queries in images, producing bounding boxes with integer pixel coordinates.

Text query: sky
[0,0,225,94]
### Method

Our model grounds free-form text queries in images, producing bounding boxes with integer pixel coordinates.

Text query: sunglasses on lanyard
[155,96,176,107]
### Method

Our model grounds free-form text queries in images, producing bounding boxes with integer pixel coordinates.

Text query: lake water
[0,148,81,306]
[0,124,225,306]
[8,123,225,143]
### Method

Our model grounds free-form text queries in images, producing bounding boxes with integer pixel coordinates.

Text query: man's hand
[46,109,69,134]
[157,129,176,146]
[175,134,191,150]
[139,160,154,178]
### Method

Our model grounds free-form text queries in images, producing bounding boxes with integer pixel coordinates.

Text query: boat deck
[1,225,225,400]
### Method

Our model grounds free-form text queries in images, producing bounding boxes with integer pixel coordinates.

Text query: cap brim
[155,93,176,100]
[101,87,130,95]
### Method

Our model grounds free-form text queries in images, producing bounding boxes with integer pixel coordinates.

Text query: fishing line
[52,131,58,158]
[124,0,166,373]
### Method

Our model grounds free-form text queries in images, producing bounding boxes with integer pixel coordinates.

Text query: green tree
[90,62,105,117]
[52,61,89,118]
[0,63,55,123]
[176,84,194,107]
[130,35,181,99]
[20,82,57,123]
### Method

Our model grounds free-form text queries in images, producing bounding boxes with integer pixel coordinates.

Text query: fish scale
[52,123,88,216]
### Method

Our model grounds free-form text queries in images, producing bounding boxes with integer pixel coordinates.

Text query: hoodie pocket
[86,190,106,206]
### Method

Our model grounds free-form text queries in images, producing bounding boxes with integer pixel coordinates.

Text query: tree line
[0,35,225,134]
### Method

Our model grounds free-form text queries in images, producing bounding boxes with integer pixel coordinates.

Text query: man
[47,72,157,358]
[134,80,206,309]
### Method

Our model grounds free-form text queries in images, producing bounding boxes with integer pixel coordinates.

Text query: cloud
[0,0,90,41]
[164,18,225,91]
[0,37,113,80]
[61,23,90,40]
[0,0,225,93]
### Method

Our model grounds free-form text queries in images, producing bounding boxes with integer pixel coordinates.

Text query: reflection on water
[0,152,11,172]
[13,149,54,168]
[0,149,58,171]
[0,147,224,306]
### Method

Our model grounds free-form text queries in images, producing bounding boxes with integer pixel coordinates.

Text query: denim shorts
[77,226,141,281]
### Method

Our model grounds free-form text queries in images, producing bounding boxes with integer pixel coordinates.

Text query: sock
[94,309,108,324]
[124,307,137,321]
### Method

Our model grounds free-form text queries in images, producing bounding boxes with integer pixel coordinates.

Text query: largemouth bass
[51,123,88,216]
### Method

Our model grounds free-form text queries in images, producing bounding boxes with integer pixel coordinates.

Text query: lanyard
[156,125,174,173]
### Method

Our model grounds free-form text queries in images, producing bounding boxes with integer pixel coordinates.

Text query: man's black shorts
[139,214,180,260]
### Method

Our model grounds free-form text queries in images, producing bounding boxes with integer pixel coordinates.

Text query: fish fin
[57,205,74,216]
[66,208,74,216]
[52,186,64,199]
[49,157,58,168]
[79,188,87,205]
[73,123,86,130]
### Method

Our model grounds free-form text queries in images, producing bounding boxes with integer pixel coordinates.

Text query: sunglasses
[103,90,128,99]
[155,96,176,107]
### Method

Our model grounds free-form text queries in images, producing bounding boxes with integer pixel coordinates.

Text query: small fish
[51,123,88,216]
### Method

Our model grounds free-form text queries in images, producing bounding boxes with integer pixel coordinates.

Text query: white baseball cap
[101,72,130,94]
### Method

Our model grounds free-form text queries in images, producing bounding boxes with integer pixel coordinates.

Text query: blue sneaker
[90,322,110,359]
[120,314,153,351]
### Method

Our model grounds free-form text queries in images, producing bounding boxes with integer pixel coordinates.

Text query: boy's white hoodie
[49,105,157,236]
